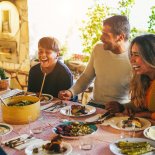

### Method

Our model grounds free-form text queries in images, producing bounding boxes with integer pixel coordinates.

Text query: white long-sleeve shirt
[70,43,132,105]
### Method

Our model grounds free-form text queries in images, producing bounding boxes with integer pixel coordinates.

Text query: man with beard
[28,37,73,98]
[59,15,132,112]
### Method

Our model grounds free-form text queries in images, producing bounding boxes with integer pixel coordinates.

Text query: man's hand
[58,90,73,100]
[105,101,124,113]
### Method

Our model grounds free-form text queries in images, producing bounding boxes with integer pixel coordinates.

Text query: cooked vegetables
[8,100,34,106]
[55,122,95,136]
[117,141,153,155]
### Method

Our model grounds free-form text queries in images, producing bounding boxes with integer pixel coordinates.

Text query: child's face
[38,46,58,68]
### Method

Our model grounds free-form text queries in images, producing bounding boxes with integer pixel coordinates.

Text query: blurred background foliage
[79,0,155,55]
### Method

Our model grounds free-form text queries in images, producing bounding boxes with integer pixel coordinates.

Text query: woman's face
[38,46,58,68]
[130,43,153,75]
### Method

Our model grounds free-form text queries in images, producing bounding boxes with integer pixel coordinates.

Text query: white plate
[29,93,53,105]
[60,105,96,117]
[52,121,98,139]
[110,137,155,155]
[0,123,13,136]
[25,141,72,155]
[144,126,155,141]
[109,116,151,131]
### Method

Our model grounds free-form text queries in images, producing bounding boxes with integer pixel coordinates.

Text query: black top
[28,60,73,97]
[0,147,7,155]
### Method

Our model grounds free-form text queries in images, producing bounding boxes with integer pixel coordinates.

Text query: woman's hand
[105,101,124,113]
[135,112,151,118]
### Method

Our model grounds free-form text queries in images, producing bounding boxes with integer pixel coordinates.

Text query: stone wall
[0,0,30,90]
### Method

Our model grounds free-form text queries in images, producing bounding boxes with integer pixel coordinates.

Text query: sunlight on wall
[28,0,155,59]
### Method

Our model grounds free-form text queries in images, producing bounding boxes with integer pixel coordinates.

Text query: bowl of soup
[1,95,40,124]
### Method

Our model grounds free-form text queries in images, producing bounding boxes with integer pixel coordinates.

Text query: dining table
[0,96,155,155]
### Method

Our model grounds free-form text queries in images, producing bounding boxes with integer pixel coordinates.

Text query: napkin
[3,134,44,150]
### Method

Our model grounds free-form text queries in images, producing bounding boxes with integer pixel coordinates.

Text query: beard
[103,42,115,51]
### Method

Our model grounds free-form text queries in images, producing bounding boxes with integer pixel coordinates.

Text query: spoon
[39,73,46,98]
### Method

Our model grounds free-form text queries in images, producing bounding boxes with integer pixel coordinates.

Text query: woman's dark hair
[129,34,155,68]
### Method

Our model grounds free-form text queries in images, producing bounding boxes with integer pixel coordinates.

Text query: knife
[98,111,111,119]
[43,101,62,110]
[50,103,67,111]
[5,136,33,148]
[5,137,21,146]
[84,113,115,125]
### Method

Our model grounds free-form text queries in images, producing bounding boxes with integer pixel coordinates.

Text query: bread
[122,117,142,128]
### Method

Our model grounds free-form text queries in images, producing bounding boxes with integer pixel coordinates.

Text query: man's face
[100,25,118,51]
[38,46,58,68]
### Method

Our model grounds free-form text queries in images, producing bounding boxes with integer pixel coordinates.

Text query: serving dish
[109,116,151,131]
[53,121,97,139]
[28,93,53,105]
[144,126,155,141]
[1,95,40,124]
[0,123,13,136]
[109,138,155,155]
[25,141,72,155]
[60,105,96,117]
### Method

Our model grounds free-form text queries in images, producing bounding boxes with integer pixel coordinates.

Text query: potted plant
[0,68,10,91]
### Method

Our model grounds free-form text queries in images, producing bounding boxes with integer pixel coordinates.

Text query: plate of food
[109,116,151,131]
[60,104,96,117]
[25,135,72,155]
[0,123,13,136]
[53,121,97,139]
[29,93,53,105]
[144,126,155,141]
[109,138,155,155]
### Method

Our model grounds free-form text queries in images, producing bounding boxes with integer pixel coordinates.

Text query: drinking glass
[130,122,136,138]
[79,135,93,150]
[119,120,126,139]
[28,116,43,135]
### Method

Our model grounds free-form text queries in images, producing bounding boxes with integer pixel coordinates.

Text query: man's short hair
[103,15,130,40]
[38,37,60,52]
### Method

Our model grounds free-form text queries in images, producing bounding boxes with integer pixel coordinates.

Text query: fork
[50,103,67,111]
[6,135,33,148]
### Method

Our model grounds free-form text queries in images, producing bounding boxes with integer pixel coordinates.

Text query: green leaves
[0,68,8,80]
[148,6,155,33]
[79,3,109,54]
[79,0,155,60]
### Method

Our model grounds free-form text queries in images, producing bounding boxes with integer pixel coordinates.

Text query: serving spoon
[39,73,46,99]
[0,96,7,106]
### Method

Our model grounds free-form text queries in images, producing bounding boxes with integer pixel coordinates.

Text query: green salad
[8,100,34,106]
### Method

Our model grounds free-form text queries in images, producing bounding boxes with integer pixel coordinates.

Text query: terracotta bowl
[1,95,40,124]
[0,78,10,91]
